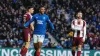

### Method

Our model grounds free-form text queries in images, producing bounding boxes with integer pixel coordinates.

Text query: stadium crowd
[0,0,100,50]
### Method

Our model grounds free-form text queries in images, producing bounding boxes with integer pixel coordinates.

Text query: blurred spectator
[55,43,63,49]
[96,37,100,50]
[0,0,100,49]
[87,35,99,49]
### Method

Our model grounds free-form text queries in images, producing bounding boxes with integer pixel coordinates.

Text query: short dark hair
[77,11,83,14]
[26,6,34,10]
[78,11,82,13]
[39,6,45,9]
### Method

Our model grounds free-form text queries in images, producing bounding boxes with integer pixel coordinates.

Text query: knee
[34,43,38,50]
[72,46,76,51]
[25,42,30,48]
[78,45,82,51]
[78,45,82,48]
[38,45,41,48]
[34,46,37,50]
[38,44,42,49]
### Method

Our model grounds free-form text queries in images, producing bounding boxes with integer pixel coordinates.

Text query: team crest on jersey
[36,17,38,18]
[37,20,43,24]
[43,17,45,20]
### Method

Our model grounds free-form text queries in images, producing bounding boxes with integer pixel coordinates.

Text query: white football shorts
[33,34,45,43]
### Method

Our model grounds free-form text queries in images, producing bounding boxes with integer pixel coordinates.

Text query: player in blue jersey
[24,6,54,56]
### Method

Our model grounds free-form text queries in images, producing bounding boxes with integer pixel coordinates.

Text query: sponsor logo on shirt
[43,17,45,20]
[37,20,43,24]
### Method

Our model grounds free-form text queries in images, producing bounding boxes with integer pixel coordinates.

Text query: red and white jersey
[71,19,86,40]
[23,13,32,23]
[23,13,32,28]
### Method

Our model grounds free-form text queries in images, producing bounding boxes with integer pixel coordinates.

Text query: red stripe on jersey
[23,13,31,28]
[83,21,85,27]
[73,20,75,25]
[24,14,31,21]
[78,20,85,37]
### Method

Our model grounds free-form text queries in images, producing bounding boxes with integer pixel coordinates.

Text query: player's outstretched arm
[47,16,54,30]
[24,16,34,27]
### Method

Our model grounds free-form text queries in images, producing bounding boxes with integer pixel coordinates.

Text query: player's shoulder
[24,13,30,17]
[32,13,39,18]
[44,14,48,16]
[44,14,49,18]
[82,20,86,23]
[72,19,76,22]
[82,20,86,22]
[24,13,28,16]
[33,13,38,16]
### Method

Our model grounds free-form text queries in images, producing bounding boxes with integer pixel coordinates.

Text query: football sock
[77,51,81,56]
[20,47,28,56]
[34,51,36,56]
[72,50,75,56]
[36,51,40,56]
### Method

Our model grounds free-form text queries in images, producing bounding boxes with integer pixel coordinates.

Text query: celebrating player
[24,6,54,56]
[71,12,86,56]
[20,6,34,56]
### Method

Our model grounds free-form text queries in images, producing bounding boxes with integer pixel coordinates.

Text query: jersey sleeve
[23,14,29,24]
[23,14,30,23]
[71,20,78,30]
[83,21,86,41]
[24,15,35,27]
[71,20,82,30]
[71,20,75,30]
[47,16,54,30]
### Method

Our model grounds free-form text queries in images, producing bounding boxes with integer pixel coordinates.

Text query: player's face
[39,7,45,14]
[29,8,34,14]
[77,12,82,19]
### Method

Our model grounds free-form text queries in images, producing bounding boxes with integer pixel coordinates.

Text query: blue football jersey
[24,13,54,35]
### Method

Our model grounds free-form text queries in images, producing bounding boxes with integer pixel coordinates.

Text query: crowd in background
[0,0,100,50]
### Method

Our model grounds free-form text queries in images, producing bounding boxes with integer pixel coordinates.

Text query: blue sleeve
[24,16,35,27]
[47,16,54,30]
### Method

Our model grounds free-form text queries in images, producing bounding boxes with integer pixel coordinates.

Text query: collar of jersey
[38,13,45,15]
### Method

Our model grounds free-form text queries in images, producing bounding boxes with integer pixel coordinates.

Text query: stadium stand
[0,0,100,50]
